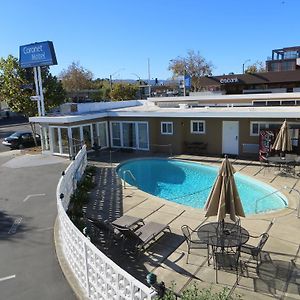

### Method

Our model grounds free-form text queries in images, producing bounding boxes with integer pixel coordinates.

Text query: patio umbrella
[205,156,245,223]
[272,120,292,152]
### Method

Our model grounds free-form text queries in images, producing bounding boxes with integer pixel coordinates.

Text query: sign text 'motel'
[219,77,239,84]
[19,41,57,68]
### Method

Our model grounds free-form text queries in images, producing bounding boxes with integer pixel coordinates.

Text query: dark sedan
[2,131,41,149]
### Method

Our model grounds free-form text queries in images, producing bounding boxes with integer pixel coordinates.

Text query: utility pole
[242,59,251,74]
[148,58,151,97]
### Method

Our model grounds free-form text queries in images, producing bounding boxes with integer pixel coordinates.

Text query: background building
[195,46,300,95]
[266,46,300,72]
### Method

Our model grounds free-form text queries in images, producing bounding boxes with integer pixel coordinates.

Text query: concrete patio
[86,150,300,299]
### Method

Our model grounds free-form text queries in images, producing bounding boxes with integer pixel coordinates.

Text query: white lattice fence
[56,145,156,299]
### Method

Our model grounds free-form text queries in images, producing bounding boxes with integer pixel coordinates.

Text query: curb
[54,217,89,300]
[0,122,29,128]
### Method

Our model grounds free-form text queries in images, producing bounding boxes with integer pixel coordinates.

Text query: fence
[56,145,156,299]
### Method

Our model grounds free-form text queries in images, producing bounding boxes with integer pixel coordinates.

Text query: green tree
[245,61,266,74]
[0,55,66,117]
[110,83,138,101]
[91,78,111,101]
[168,50,214,91]
[59,61,94,101]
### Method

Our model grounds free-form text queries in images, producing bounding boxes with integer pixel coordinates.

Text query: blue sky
[0,0,299,80]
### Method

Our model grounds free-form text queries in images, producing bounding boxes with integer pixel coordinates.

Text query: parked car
[2,131,41,149]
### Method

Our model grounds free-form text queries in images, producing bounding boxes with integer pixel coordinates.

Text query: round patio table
[267,156,295,165]
[267,156,296,176]
[197,222,249,248]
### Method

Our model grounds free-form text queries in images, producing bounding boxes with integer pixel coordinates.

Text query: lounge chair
[86,215,143,241]
[111,215,144,229]
[113,221,171,252]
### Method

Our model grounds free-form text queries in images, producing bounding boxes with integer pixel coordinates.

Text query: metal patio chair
[240,232,269,270]
[181,225,210,264]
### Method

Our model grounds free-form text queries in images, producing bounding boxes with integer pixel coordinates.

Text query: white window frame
[250,121,283,136]
[161,122,173,135]
[49,126,70,156]
[109,121,149,150]
[191,120,206,134]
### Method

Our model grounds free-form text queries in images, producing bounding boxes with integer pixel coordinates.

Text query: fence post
[83,241,90,297]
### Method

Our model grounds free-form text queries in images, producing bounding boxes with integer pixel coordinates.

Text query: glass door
[111,122,121,147]
[52,127,60,154]
[137,122,149,150]
[123,122,136,148]
[60,128,70,155]
[98,122,108,148]
[83,125,92,150]
[92,123,100,148]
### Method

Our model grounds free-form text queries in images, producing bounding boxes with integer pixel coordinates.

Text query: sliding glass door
[110,121,149,150]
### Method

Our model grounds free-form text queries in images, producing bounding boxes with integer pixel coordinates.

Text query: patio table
[197,222,249,249]
[267,156,296,176]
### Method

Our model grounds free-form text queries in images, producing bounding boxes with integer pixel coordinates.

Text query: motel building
[29,92,300,159]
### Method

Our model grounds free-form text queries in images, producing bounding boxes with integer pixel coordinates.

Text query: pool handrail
[254,186,287,213]
[123,169,137,189]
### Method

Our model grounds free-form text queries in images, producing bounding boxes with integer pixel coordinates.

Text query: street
[0,122,76,299]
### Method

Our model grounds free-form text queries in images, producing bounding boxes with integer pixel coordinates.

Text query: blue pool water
[117,158,287,215]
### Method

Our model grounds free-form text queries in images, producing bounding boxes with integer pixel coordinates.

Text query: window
[250,122,281,136]
[161,122,173,135]
[110,121,149,150]
[191,120,206,134]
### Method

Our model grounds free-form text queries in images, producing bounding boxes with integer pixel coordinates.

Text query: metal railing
[56,145,156,299]
[254,187,287,213]
[254,185,300,218]
[123,170,137,189]
[283,186,300,218]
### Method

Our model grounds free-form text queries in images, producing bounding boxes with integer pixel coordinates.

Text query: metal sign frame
[19,41,57,68]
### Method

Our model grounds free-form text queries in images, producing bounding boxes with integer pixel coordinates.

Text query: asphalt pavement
[0,123,76,299]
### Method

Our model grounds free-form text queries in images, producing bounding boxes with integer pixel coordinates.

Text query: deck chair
[86,215,143,242]
[212,244,241,284]
[111,215,144,229]
[181,225,210,264]
[113,221,171,252]
[85,217,118,240]
[240,232,269,269]
[291,245,300,289]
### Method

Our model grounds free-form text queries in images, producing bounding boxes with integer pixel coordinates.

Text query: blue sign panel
[19,41,57,68]
[184,75,191,88]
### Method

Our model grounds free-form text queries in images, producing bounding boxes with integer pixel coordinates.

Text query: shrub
[158,283,241,300]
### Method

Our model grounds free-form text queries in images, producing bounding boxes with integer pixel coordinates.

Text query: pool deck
[87,151,300,299]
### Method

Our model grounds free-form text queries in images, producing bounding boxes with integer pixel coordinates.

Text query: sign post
[19,41,57,151]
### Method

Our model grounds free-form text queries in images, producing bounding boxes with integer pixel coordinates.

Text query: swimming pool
[117,158,287,215]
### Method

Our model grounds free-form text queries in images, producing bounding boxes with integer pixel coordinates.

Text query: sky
[0,0,299,80]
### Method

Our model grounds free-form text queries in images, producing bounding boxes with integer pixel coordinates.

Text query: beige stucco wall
[45,116,300,158]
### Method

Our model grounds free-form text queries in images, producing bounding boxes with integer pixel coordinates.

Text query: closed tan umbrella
[272,120,292,152]
[205,156,245,222]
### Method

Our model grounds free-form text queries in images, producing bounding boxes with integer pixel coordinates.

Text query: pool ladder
[122,170,137,189]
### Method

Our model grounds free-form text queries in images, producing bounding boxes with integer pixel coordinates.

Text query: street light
[242,59,251,74]
[109,68,125,91]
[131,73,141,80]
[131,73,142,99]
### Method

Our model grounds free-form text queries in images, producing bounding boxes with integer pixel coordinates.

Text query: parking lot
[0,120,75,299]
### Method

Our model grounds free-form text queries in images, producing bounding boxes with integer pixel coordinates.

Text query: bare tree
[245,61,266,74]
[168,50,214,91]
